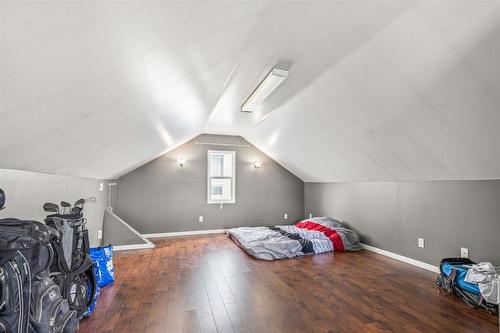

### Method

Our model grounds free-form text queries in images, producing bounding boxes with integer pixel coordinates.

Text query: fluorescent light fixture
[241,67,288,112]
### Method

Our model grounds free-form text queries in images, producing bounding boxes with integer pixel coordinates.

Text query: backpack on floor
[45,214,96,320]
[0,218,77,333]
[436,257,498,315]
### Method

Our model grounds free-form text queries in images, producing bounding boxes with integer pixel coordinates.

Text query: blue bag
[90,245,115,288]
[82,245,115,317]
[437,257,498,315]
[441,262,480,294]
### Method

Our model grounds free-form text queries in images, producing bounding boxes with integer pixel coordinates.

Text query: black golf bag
[45,213,96,320]
[0,190,5,211]
[0,218,77,333]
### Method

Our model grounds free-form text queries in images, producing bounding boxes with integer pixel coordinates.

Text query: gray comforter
[227,217,361,261]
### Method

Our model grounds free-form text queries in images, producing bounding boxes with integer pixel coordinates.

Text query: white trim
[361,243,440,273]
[143,229,228,239]
[113,243,155,251]
[105,210,156,249]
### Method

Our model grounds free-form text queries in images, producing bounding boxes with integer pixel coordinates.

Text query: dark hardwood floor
[78,234,498,333]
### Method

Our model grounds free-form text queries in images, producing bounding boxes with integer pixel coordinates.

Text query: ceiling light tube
[241,67,288,112]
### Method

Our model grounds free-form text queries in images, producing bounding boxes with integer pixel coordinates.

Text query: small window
[207,150,235,204]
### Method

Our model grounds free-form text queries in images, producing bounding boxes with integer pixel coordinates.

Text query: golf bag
[0,218,77,333]
[45,213,96,320]
[0,189,5,211]
[436,257,498,315]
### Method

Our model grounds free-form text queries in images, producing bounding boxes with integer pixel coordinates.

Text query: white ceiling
[1,1,500,181]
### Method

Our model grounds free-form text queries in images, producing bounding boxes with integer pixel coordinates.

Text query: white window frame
[207,150,236,204]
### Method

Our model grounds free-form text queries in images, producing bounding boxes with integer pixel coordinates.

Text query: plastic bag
[90,245,115,288]
[82,245,114,317]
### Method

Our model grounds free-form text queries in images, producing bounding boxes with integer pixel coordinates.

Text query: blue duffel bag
[436,257,497,315]
[441,260,480,295]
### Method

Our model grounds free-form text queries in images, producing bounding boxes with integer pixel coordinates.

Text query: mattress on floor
[227,217,362,261]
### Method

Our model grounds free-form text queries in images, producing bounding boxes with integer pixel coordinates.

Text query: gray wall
[116,134,304,234]
[305,180,500,266]
[0,168,108,247]
[102,210,148,246]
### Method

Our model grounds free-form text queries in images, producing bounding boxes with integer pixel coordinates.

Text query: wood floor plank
[146,290,168,333]
[78,234,499,333]
[182,309,200,333]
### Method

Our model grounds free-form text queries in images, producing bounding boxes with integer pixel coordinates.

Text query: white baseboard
[113,243,155,251]
[361,243,440,273]
[143,228,227,239]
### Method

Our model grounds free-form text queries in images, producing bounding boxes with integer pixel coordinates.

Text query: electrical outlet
[199,216,204,223]
[461,247,469,258]
[284,213,288,219]
[97,230,102,240]
[418,238,425,248]
[309,213,313,219]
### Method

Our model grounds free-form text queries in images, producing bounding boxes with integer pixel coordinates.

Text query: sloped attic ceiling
[1,1,500,182]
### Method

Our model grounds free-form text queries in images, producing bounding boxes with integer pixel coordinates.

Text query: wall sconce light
[177,157,186,167]
[253,160,262,170]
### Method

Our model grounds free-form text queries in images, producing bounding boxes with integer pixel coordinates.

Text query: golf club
[43,202,60,214]
[61,201,71,214]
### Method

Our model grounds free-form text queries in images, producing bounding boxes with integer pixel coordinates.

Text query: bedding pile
[227,217,362,260]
